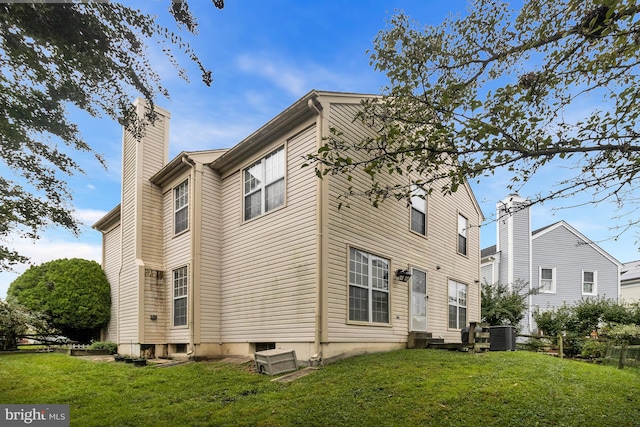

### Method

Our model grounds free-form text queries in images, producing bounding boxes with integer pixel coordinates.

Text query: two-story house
[93,90,484,364]
[481,194,621,333]
[621,260,640,303]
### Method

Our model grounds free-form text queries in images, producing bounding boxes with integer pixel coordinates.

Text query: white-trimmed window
[457,214,468,255]
[244,146,285,221]
[539,267,556,293]
[348,248,390,324]
[410,184,427,236]
[582,270,597,295]
[174,180,189,234]
[448,280,467,329]
[173,266,188,327]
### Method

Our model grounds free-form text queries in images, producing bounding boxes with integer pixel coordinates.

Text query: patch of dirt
[273,367,319,383]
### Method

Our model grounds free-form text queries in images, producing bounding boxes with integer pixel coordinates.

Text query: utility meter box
[254,349,298,375]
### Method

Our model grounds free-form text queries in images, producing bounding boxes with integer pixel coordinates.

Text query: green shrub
[601,324,640,345]
[7,258,111,342]
[580,339,608,359]
[481,279,538,330]
[533,304,575,337]
[561,332,585,358]
[88,341,118,354]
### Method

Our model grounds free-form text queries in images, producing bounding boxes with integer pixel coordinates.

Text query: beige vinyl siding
[198,167,223,343]
[326,102,481,344]
[117,101,171,344]
[102,223,121,342]
[142,268,167,343]
[118,129,141,342]
[140,114,167,267]
[162,173,192,343]
[219,122,318,343]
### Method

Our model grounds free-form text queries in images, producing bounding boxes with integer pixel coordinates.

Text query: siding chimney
[496,194,531,288]
[118,100,170,346]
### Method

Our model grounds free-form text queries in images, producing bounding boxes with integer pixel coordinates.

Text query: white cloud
[169,119,257,154]
[236,53,309,97]
[74,208,110,227]
[235,52,361,97]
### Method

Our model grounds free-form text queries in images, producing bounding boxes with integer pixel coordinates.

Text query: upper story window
[348,247,390,324]
[457,214,468,255]
[174,180,189,234]
[173,266,188,327]
[582,270,597,295]
[410,184,427,236]
[244,146,285,221]
[540,267,556,293]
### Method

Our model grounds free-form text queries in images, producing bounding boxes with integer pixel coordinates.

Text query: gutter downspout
[118,220,124,353]
[182,156,198,359]
[309,97,328,365]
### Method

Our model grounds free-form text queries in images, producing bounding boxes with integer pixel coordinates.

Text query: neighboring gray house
[481,194,622,333]
[621,260,640,303]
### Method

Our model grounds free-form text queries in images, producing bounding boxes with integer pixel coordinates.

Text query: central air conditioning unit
[489,325,517,351]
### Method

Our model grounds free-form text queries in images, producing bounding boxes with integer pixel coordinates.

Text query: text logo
[1,405,69,426]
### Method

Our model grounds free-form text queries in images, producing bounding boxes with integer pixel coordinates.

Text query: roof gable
[532,220,622,267]
[481,245,497,259]
[209,90,378,177]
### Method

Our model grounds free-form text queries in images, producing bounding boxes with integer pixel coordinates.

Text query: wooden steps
[407,332,445,349]
[416,322,491,354]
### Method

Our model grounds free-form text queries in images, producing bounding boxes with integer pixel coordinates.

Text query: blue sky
[0,0,638,298]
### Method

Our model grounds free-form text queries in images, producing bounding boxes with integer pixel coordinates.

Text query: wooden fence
[603,341,640,369]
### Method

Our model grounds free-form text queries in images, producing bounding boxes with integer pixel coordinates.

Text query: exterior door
[410,268,428,331]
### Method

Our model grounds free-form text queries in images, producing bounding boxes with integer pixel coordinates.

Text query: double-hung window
[582,270,597,295]
[448,280,467,329]
[173,266,188,327]
[348,248,390,324]
[174,180,189,234]
[457,214,468,255]
[539,267,556,293]
[410,184,427,235]
[244,146,285,221]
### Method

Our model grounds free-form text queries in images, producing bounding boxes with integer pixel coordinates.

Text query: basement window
[254,342,276,352]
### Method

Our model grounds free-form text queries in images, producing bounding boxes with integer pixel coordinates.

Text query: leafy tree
[0,300,28,351]
[7,258,111,342]
[0,300,60,350]
[533,298,637,356]
[572,296,634,334]
[308,0,640,234]
[0,0,223,270]
[481,280,537,330]
[601,323,640,344]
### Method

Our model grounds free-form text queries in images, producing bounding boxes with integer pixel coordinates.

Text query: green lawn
[0,350,638,426]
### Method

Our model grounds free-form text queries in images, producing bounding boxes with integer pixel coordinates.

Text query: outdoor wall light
[395,269,412,282]
[150,314,158,321]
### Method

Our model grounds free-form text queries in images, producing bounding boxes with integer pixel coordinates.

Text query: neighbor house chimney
[496,193,531,288]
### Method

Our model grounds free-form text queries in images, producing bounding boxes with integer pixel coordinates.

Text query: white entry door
[410,268,428,331]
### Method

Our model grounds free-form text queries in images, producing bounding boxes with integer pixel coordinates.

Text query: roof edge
[532,220,623,267]
[92,204,121,231]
